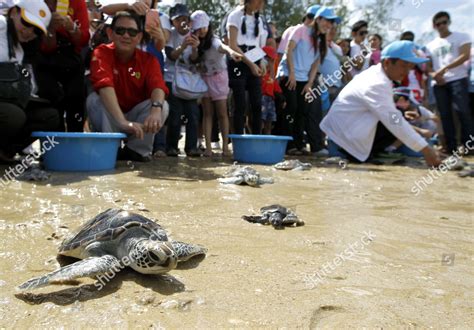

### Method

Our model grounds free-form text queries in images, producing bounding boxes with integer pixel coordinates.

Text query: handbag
[172,61,208,100]
[0,27,32,108]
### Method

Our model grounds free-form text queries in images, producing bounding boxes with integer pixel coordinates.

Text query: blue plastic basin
[229,134,292,165]
[31,132,127,172]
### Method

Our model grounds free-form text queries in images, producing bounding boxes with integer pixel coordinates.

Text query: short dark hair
[110,11,142,31]
[352,20,368,33]
[400,31,415,41]
[432,11,450,24]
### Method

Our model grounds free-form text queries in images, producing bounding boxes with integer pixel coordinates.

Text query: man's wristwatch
[151,101,163,109]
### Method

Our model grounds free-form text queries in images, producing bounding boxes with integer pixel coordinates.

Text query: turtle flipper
[258,177,274,185]
[218,177,243,185]
[242,215,269,225]
[170,241,207,262]
[18,255,120,291]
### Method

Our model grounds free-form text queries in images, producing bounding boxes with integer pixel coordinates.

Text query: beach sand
[0,157,472,328]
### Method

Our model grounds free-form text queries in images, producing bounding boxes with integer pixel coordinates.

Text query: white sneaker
[313,148,329,157]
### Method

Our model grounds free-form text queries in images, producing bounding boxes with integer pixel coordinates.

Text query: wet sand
[0,156,472,328]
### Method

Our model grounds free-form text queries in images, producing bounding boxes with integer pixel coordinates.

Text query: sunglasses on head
[21,18,42,35]
[358,30,368,36]
[435,20,448,27]
[114,26,140,37]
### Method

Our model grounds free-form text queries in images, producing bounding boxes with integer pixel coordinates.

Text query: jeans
[166,83,199,153]
[434,77,474,152]
[228,60,262,134]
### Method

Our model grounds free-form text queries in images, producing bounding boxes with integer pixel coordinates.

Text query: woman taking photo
[0,0,59,163]
[226,0,267,135]
[276,7,336,155]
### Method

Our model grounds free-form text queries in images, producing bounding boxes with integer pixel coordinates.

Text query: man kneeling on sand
[320,40,442,167]
[87,11,169,162]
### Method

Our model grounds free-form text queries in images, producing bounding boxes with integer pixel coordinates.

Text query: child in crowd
[190,10,243,157]
[393,88,439,139]
[368,33,382,65]
[261,46,284,134]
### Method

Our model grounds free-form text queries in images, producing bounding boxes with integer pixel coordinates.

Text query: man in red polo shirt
[87,11,169,162]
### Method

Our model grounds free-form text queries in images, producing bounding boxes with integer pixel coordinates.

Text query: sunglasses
[21,18,42,35]
[114,27,140,37]
[358,30,368,36]
[435,20,449,27]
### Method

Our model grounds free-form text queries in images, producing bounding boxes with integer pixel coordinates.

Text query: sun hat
[169,3,189,21]
[190,10,210,32]
[15,0,52,35]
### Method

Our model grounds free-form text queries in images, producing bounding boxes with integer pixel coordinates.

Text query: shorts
[202,70,230,101]
[261,95,276,122]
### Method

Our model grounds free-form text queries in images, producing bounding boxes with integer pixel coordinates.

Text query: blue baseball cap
[315,7,341,24]
[381,40,429,64]
[306,5,321,16]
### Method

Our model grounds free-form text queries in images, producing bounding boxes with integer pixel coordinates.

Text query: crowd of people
[0,0,472,165]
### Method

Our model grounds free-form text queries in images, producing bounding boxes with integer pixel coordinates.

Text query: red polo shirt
[90,43,169,113]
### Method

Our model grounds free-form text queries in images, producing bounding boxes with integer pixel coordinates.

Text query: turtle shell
[59,208,168,253]
[260,204,288,215]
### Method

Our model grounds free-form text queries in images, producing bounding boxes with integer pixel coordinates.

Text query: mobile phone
[145,9,160,31]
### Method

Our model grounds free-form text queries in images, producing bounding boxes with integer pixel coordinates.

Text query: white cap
[190,10,210,32]
[16,0,52,35]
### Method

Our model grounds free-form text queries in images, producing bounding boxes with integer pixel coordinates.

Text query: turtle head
[129,240,178,274]
[244,173,260,187]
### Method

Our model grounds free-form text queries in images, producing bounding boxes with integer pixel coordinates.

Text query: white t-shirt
[320,63,428,161]
[226,6,266,48]
[0,15,23,63]
[426,31,471,84]
[350,40,370,77]
[159,12,171,32]
[164,28,191,82]
[201,36,226,76]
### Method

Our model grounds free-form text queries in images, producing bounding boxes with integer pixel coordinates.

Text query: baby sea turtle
[274,159,312,171]
[18,208,207,291]
[218,164,274,186]
[242,204,304,229]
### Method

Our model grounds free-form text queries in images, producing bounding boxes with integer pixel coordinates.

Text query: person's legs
[369,121,397,158]
[86,92,121,132]
[0,102,26,158]
[21,102,60,151]
[279,78,298,151]
[166,87,184,154]
[293,82,308,151]
[448,78,474,148]
[299,83,325,152]
[183,99,199,154]
[61,63,86,132]
[214,99,230,155]
[125,99,169,157]
[228,61,248,134]
[202,97,214,157]
[246,73,263,135]
[434,84,456,152]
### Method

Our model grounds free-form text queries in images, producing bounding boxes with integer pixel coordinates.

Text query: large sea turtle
[18,208,207,291]
[242,204,304,229]
[218,165,274,186]
[274,159,312,171]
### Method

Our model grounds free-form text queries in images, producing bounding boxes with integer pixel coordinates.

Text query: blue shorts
[262,95,277,122]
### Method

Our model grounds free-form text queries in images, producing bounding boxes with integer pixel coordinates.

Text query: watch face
[152,102,162,107]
